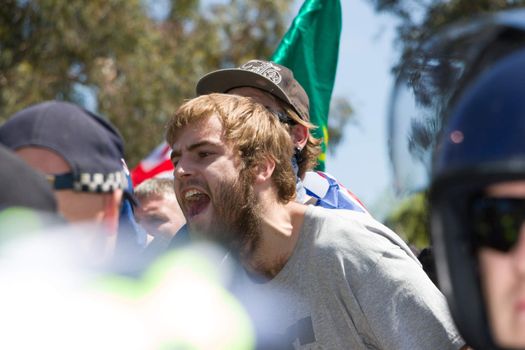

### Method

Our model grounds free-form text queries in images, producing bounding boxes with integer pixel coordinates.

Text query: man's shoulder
[306,205,381,231]
[305,206,418,263]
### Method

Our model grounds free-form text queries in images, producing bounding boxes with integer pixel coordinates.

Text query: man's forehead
[170,115,226,152]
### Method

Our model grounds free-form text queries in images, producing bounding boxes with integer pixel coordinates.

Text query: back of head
[0,100,129,237]
[0,101,126,193]
[0,144,57,213]
[166,93,296,203]
[0,101,148,262]
[0,144,59,237]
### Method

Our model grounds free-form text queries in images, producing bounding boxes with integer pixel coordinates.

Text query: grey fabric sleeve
[351,232,465,349]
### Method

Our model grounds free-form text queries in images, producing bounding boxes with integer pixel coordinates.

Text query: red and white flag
[131,142,174,186]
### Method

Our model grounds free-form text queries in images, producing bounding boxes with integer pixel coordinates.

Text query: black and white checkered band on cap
[48,171,128,193]
[75,171,127,193]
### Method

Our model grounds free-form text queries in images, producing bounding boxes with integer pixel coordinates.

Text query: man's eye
[198,151,212,158]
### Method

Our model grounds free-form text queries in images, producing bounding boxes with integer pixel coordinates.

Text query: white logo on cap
[240,60,282,85]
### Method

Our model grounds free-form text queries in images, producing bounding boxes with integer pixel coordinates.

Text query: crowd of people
[1,8,525,350]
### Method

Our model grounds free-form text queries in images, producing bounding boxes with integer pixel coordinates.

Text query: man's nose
[173,157,195,179]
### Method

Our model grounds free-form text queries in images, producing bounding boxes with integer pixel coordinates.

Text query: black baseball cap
[0,101,127,193]
[196,59,310,122]
[0,144,57,213]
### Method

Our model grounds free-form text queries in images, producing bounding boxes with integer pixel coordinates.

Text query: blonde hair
[134,178,175,200]
[166,93,296,203]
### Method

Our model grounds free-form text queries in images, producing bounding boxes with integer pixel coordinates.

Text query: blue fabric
[292,155,308,203]
[303,171,368,213]
[118,172,148,250]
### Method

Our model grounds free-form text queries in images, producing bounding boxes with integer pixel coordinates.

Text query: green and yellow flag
[272,0,342,171]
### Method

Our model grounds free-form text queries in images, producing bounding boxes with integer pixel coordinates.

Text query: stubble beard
[192,169,262,261]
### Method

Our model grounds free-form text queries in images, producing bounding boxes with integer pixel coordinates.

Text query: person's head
[0,101,127,235]
[0,144,61,238]
[166,93,294,252]
[196,59,321,178]
[469,181,525,349]
[134,178,185,240]
[0,144,57,214]
[425,12,525,349]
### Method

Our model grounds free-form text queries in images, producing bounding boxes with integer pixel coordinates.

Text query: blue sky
[318,1,398,213]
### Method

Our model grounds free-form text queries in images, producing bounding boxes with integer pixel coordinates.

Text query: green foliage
[0,0,296,166]
[384,191,430,249]
[0,0,356,165]
[366,0,525,72]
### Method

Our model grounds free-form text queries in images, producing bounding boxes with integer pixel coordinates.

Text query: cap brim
[196,68,292,106]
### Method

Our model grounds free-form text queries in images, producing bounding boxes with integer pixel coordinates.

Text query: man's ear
[254,157,276,184]
[291,124,308,149]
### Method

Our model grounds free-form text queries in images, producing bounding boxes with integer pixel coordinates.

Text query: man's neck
[242,200,307,280]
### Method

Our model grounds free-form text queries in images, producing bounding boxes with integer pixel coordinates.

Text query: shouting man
[166,93,465,349]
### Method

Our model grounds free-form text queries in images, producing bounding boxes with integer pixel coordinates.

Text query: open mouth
[184,189,211,219]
